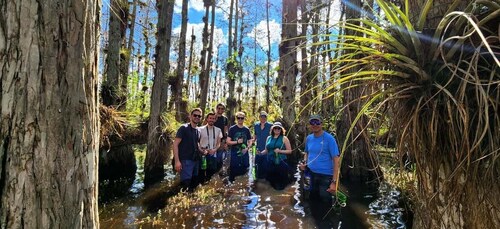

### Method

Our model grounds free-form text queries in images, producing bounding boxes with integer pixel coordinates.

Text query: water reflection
[99,150,410,228]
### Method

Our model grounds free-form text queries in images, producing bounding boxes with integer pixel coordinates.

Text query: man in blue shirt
[300,114,340,203]
[253,111,272,180]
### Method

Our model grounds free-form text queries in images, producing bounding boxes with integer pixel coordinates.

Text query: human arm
[327,156,340,194]
[173,137,182,172]
[327,136,341,193]
[275,136,292,154]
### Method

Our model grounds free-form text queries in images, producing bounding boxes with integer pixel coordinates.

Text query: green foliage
[322,1,500,220]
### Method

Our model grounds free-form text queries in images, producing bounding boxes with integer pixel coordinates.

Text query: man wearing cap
[299,114,340,204]
[253,111,272,180]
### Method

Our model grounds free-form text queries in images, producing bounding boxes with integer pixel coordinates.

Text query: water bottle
[201,155,207,170]
[303,169,312,191]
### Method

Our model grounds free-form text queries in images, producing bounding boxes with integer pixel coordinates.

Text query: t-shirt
[304,131,339,175]
[197,125,223,157]
[175,123,200,161]
[254,122,272,151]
[214,115,228,138]
[228,124,252,152]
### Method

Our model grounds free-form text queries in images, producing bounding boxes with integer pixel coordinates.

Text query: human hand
[175,161,182,172]
[237,138,243,144]
[298,162,306,171]
[327,182,337,194]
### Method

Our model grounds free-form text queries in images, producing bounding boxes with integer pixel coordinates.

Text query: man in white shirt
[197,111,223,183]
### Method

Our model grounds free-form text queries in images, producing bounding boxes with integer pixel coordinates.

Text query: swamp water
[99,152,410,228]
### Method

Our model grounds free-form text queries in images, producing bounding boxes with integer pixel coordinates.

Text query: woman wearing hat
[260,122,292,190]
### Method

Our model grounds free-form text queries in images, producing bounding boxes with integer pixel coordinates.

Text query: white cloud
[173,23,226,58]
[246,20,281,51]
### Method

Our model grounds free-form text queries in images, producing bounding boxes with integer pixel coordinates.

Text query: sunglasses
[237,117,245,120]
[309,119,321,125]
[273,127,281,130]
[193,114,202,118]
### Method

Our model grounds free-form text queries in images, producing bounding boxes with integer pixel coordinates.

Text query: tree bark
[226,0,236,125]
[145,0,174,186]
[265,0,271,110]
[172,0,188,121]
[0,0,100,227]
[104,0,128,107]
[279,0,299,153]
[198,0,212,112]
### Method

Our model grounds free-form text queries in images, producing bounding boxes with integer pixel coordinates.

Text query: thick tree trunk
[145,0,174,186]
[405,1,495,228]
[0,0,100,227]
[279,0,299,153]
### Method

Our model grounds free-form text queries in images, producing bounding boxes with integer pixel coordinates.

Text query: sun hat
[270,122,286,134]
[259,111,268,117]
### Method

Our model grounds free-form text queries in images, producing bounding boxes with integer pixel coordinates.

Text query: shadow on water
[99,150,412,228]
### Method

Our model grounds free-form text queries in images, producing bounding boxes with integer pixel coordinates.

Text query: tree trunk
[186,28,195,105]
[0,0,100,227]
[405,1,495,228]
[198,0,212,112]
[279,0,299,154]
[298,0,310,144]
[265,0,271,110]
[337,0,381,184]
[140,7,152,118]
[226,0,236,125]
[145,0,174,186]
[104,0,128,107]
[173,0,188,121]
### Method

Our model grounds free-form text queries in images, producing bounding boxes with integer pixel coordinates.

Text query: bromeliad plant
[326,0,500,227]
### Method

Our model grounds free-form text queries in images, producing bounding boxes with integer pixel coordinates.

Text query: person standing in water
[227,111,252,182]
[260,122,292,190]
[253,111,272,180]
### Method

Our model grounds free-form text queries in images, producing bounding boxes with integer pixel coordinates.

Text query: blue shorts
[180,160,199,182]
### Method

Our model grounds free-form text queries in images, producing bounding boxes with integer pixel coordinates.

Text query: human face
[309,119,322,133]
[273,127,282,135]
[216,106,225,115]
[236,116,245,124]
[259,115,267,123]
[192,112,202,124]
[206,114,216,126]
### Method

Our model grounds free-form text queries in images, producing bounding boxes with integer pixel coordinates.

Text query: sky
[100,0,343,97]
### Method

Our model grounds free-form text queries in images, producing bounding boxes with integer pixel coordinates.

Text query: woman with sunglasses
[260,122,292,190]
[226,111,253,182]
[299,114,340,205]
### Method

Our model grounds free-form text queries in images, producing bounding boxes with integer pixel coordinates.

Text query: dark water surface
[99,152,410,228]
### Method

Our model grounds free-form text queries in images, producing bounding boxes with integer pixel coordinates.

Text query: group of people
[172,103,341,209]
